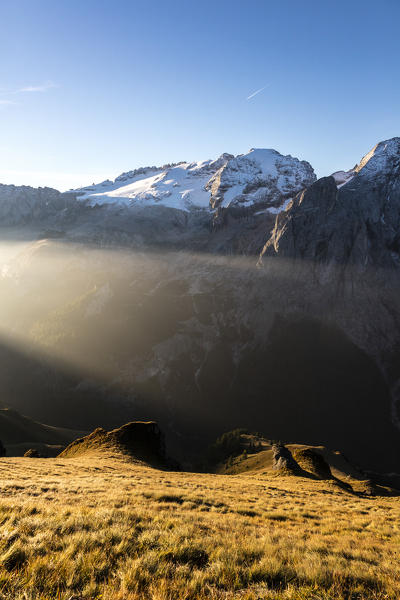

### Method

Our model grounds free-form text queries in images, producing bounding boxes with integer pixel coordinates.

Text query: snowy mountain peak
[206,148,316,210]
[355,137,400,176]
[330,137,400,190]
[76,148,316,213]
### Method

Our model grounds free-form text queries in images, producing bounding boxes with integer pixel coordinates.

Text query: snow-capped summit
[355,137,400,177]
[207,148,316,210]
[75,148,316,213]
[331,137,400,189]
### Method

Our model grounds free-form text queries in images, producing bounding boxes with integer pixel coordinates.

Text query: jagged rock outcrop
[59,421,169,467]
[260,138,400,271]
[272,443,300,473]
[0,184,78,226]
[206,148,316,211]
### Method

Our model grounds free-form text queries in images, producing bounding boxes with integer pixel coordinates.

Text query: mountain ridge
[73,147,316,214]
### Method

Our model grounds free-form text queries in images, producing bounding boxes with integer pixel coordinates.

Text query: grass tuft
[1,545,27,571]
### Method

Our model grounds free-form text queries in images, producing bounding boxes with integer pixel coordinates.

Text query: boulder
[272,443,300,474]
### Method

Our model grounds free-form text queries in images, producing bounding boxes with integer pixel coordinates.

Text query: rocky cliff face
[0,184,78,226]
[258,137,400,351]
[206,148,316,210]
[261,138,400,270]
[258,137,400,441]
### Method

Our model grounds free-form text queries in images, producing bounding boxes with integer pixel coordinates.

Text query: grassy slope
[0,454,399,600]
[217,436,392,495]
[217,443,370,488]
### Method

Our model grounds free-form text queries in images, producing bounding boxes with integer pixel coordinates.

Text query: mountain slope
[0,407,86,456]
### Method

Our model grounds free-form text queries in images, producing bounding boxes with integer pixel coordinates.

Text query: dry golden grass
[0,451,399,599]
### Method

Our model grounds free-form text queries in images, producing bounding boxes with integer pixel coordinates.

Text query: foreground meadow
[0,453,399,600]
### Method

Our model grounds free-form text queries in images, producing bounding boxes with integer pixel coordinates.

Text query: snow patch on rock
[76,157,232,212]
[331,170,355,188]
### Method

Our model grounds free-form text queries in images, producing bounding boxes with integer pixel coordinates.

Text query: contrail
[246,85,268,100]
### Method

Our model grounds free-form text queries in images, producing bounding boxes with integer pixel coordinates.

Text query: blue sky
[0,0,399,190]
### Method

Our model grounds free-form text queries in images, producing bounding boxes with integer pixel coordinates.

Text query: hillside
[0,408,86,457]
[206,430,399,494]
[217,440,393,495]
[59,421,170,468]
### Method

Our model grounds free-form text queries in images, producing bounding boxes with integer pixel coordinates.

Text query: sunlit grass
[0,454,399,599]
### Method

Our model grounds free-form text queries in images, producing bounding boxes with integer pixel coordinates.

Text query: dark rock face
[0,184,78,226]
[261,177,339,263]
[257,138,400,454]
[108,421,166,463]
[271,443,299,473]
[0,439,6,457]
[260,138,400,274]
[261,170,400,272]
